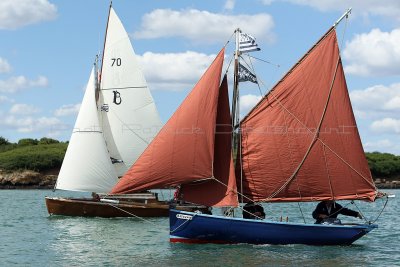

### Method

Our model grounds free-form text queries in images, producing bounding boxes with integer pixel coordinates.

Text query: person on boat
[173,186,184,204]
[312,200,362,224]
[243,202,265,220]
[91,192,100,202]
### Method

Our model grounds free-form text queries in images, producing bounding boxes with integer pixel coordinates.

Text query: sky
[0,0,399,155]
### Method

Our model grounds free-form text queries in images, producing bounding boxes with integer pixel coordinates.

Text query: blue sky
[0,0,399,154]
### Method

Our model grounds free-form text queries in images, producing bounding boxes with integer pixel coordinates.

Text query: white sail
[56,68,118,193]
[100,7,162,177]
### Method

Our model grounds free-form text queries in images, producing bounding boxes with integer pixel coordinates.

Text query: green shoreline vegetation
[0,136,399,180]
[0,137,67,172]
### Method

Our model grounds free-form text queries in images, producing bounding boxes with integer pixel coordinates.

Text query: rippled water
[1,190,399,266]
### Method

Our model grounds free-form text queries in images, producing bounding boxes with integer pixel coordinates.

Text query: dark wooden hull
[45,197,207,218]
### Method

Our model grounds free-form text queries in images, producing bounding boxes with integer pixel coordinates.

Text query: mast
[231,28,243,203]
[231,28,241,130]
[99,1,112,85]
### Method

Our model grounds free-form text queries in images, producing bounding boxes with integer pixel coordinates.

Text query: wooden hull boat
[45,194,208,218]
[47,4,166,218]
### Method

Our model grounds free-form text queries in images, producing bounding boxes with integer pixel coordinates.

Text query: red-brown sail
[180,76,239,207]
[111,49,226,195]
[239,28,377,202]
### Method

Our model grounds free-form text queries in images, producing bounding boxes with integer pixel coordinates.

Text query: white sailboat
[56,6,162,190]
[45,4,173,217]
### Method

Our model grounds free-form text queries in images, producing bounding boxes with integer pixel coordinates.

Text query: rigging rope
[104,202,170,232]
[371,196,389,224]
[246,54,280,68]
[169,213,197,233]
[240,55,263,97]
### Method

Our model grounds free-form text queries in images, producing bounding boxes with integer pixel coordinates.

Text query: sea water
[1,189,399,266]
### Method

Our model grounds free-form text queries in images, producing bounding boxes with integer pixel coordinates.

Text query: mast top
[333,8,352,28]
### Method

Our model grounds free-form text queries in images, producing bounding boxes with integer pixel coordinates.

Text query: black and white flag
[238,63,257,83]
[239,33,261,53]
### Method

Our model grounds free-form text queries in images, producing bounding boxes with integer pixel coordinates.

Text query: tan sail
[239,28,378,202]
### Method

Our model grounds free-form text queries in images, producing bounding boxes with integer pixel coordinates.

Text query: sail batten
[239,29,377,203]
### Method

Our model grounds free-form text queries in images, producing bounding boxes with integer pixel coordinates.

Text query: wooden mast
[99,1,113,85]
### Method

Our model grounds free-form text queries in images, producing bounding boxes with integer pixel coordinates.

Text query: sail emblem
[111,157,124,164]
[101,104,109,112]
[113,90,122,105]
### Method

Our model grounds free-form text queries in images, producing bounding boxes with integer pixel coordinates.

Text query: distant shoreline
[0,170,57,190]
[0,185,54,189]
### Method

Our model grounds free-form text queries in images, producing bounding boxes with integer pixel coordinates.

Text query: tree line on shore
[0,137,67,172]
[0,136,399,179]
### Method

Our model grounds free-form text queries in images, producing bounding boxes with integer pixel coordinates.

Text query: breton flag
[238,63,257,83]
[239,33,261,53]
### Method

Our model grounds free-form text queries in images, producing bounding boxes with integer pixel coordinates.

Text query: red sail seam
[282,102,300,198]
[322,143,335,199]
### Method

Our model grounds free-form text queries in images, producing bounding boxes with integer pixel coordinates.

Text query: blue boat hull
[169,209,377,245]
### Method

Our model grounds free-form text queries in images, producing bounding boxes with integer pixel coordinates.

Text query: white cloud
[0,0,57,30]
[350,83,400,120]
[370,118,400,134]
[9,103,40,115]
[239,94,262,117]
[0,57,11,73]
[385,96,400,110]
[0,75,48,93]
[364,139,399,153]
[0,95,14,103]
[138,51,218,91]
[134,9,275,44]
[224,0,235,11]
[262,0,400,21]
[0,115,67,133]
[343,28,400,76]
[54,103,81,117]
